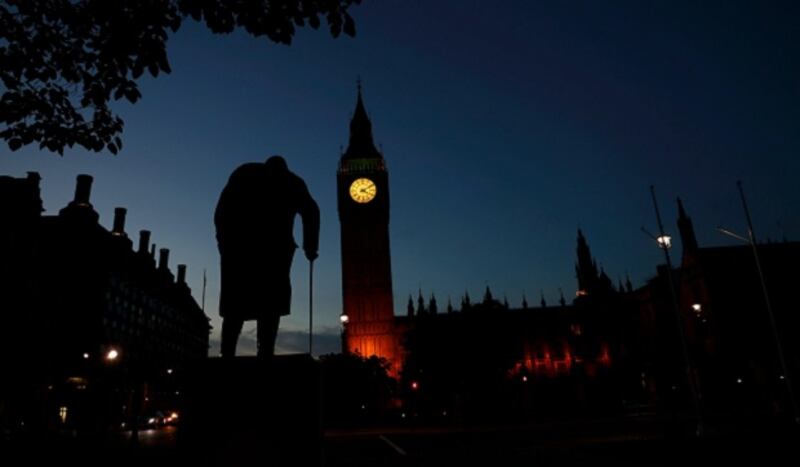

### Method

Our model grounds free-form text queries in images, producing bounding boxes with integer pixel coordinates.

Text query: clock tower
[338,86,400,373]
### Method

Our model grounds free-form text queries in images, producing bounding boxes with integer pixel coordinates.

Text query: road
[324,416,800,467]
[3,416,799,466]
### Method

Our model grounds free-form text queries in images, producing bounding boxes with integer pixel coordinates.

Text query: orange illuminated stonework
[510,340,612,379]
[343,322,403,376]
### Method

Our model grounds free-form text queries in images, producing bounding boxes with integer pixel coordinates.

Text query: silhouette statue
[215,155,319,357]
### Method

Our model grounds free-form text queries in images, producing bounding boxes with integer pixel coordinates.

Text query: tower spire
[344,80,381,160]
[677,197,698,254]
[575,228,598,296]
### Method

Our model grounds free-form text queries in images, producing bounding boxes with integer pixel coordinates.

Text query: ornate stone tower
[338,85,399,372]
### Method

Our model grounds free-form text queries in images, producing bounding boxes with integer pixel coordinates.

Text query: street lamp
[715,180,799,424]
[106,348,119,361]
[645,186,704,437]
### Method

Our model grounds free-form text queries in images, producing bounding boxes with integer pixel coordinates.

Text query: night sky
[4,1,799,356]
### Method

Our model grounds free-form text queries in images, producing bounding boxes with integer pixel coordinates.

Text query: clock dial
[349,178,377,203]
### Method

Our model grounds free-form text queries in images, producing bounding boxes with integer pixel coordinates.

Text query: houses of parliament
[337,87,800,417]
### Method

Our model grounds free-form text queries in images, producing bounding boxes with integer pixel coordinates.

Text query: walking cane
[309,259,314,355]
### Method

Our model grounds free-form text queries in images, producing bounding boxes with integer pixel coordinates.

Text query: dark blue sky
[4,1,799,355]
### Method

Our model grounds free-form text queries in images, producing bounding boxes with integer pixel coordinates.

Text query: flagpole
[737,181,799,424]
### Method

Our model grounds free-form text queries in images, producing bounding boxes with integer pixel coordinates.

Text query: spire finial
[356,76,362,95]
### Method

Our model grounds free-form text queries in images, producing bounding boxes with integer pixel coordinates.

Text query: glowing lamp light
[656,235,672,249]
[692,303,702,312]
[522,375,528,382]
[106,349,119,361]
[83,353,90,359]
[411,381,419,391]
[737,378,743,384]
[167,368,173,375]
[340,314,349,324]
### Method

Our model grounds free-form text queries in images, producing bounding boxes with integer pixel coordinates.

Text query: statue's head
[265,155,288,172]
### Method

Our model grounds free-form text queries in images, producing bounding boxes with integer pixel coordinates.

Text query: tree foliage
[0,0,360,155]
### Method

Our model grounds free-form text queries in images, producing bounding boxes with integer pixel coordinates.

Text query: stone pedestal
[180,355,322,467]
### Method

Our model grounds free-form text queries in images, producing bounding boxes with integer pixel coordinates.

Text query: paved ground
[324,416,800,467]
[3,415,799,466]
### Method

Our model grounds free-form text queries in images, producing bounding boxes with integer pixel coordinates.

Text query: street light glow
[340,314,349,324]
[106,349,119,361]
[656,235,672,249]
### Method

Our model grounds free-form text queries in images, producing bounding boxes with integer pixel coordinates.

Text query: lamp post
[716,181,799,424]
[340,313,349,355]
[646,185,704,437]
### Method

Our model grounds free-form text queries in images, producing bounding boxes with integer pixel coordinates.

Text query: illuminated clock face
[349,178,377,203]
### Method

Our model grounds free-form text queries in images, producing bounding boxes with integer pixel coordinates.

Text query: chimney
[26,172,42,193]
[159,248,170,271]
[24,172,44,215]
[74,174,93,206]
[177,264,187,285]
[60,174,99,222]
[138,230,151,254]
[112,207,127,236]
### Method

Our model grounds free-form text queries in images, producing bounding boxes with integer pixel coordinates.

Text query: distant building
[0,172,210,434]
[396,232,639,418]
[635,199,800,417]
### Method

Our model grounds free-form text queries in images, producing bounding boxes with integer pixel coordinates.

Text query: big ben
[338,85,399,372]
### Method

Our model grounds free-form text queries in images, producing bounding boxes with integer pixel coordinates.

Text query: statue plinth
[180,354,322,466]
